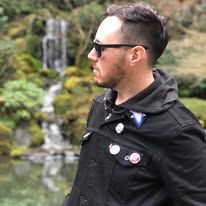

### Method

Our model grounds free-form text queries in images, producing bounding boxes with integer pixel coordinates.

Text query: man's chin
[94,81,111,89]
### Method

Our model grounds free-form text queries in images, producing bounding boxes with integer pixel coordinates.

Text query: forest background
[0,0,206,157]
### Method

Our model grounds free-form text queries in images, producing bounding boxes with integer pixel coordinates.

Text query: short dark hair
[104,2,169,66]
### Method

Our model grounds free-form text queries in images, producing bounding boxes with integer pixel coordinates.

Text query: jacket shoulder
[168,100,202,128]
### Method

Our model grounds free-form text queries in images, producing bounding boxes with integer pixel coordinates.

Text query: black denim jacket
[62,69,206,206]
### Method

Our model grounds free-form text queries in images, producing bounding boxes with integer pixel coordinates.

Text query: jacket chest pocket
[74,132,95,187]
[108,143,152,196]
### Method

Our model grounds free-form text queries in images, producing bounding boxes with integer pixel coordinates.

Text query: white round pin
[129,152,141,164]
[115,123,124,134]
[109,145,120,155]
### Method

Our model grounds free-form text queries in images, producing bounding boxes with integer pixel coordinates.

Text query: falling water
[42,19,68,75]
[41,19,69,151]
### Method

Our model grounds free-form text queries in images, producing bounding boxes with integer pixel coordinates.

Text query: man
[62,2,206,206]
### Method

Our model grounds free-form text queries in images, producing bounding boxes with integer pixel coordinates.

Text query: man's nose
[87,48,98,61]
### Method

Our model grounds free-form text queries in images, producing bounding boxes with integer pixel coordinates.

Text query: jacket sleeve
[160,124,206,206]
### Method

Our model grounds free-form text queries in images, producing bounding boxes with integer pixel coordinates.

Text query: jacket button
[89,159,96,167]
[115,123,124,134]
[80,195,88,205]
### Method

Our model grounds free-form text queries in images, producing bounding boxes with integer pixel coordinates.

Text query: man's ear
[130,46,146,64]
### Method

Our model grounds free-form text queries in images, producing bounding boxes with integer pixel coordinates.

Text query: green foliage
[2,80,43,111]
[56,68,103,143]
[0,122,13,137]
[29,122,44,147]
[0,39,16,84]
[0,6,8,31]
[157,48,178,66]
[0,119,16,129]
[16,110,31,121]
[192,3,206,32]
[64,76,81,90]
[54,93,72,114]
[40,68,60,79]
[68,2,104,67]
[0,0,42,20]
[26,34,41,58]
[14,53,42,73]
[176,75,206,99]
[0,122,13,155]
[181,98,206,128]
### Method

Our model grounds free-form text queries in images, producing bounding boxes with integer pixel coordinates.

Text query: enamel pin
[109,144,120,155]
[129,152,141,164]
[130,111,146,128]
[115,123,125,134]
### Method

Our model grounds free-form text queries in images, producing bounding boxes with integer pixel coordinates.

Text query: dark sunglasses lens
[94,43,101,57]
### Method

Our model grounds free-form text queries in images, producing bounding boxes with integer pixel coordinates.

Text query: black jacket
[62,69,206,206]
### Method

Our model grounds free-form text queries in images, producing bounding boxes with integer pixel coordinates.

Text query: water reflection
[42,159,63,192]
[0,156,77,206]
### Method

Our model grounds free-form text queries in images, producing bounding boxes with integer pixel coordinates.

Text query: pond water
[0,156,77,206]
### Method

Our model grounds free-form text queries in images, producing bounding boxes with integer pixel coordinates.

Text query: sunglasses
[93,41,148,57]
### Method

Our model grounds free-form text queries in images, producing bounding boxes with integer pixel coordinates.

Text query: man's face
[87,16,128,90]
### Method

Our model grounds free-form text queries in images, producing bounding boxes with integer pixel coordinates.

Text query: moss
[10,146,28,158]
[28,122,44,147]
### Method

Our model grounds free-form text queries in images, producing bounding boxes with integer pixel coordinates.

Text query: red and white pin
[129,152,141,164]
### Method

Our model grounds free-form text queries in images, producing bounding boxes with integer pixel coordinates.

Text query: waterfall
[42,19,68,75]
[41,19,69,151]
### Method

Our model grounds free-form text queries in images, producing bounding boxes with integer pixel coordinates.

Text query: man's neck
[115,70,154,105]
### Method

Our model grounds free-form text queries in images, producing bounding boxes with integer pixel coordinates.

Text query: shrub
[29,122,44,147]
[176,75,206,99]
[0,122,13,155]
[2,80,43,123]
[181,98,206,128]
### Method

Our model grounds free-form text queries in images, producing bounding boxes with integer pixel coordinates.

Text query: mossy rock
[10,146,28,158]
[28,122,44,147]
